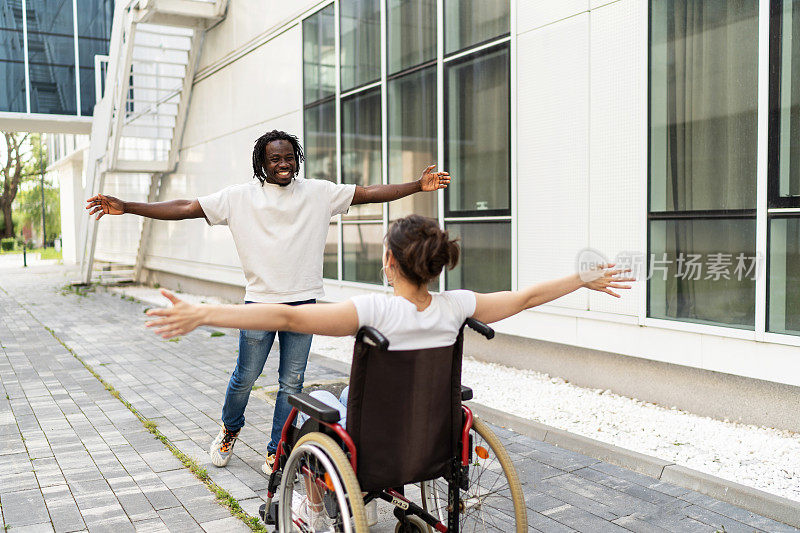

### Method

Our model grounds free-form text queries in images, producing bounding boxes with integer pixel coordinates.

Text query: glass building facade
[303,0,511,292]
[0,0,113,116]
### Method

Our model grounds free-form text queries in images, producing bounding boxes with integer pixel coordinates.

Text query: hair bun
[387,215,460,286]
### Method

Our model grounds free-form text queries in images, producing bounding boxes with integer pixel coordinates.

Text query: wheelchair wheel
[420,416,528,532]
[394,515,427,533]
[278,432,368,532]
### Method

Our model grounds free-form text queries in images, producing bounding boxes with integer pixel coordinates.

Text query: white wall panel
[587,0,645,316]
[517,14,589,310]
[95,173,150,264]
[199,0,319,70]
[517,0,589,35]
[184,27,302,150]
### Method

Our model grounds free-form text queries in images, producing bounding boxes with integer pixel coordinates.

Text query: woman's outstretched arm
[472,265,634,324]
[145,290,360,338]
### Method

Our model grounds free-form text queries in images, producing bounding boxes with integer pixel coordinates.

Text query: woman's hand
[145,290,206,338]
[580,263,635,298]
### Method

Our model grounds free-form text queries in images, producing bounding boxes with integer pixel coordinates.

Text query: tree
[15,177,60,245]
[0,131,31,239]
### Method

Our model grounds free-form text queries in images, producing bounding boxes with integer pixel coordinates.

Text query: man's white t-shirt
[198,178,355,303]
[351,290,477,350]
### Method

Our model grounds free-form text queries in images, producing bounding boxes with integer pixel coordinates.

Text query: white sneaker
[261,453,276,475]
[365,499,378,527]
[209,426,239,467]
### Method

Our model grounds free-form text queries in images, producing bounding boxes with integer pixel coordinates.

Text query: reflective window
[304,100,337,182]
[649,1,758,328]
[649,218,756,329]
[0,25,26,112]
[388,66,437,220]
[303,4,335,105]
[650,0,758,212]
[26,0,77,115]
[77,0,113,115]
[340,0,380,91]
[343,223,383,284]
[324,223,339,280]
[444,0,509,54]
[387,0,436,74]
[768,218,800,335]
[445,222,511,293]
[446,46,510,215]
[772,0,800,206]
[341,88,382,219]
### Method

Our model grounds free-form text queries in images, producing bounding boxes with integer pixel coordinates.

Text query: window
[341,88,383,221]
[445,221,511,293]
[387,0,435,74]
[303,0,511,290]
[343,222,383,284]
[304,100,336,182]
[444,0,509,54]
[768,0,800,335]
[324,223,338,280]
[445,46,510,216]
[340,0,380,91]
[303,3,335,105]
[0,11,26,112]
[77,0,113,115]
[443,5,510,292]
[26,0,77,115]
[388,66,437,220]
[648,0,759,328]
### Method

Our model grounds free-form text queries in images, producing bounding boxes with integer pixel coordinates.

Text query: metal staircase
[78,0,226,283]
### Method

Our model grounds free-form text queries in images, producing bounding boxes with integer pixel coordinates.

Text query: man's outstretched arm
[351,164,450,205]
[86,194,205,221]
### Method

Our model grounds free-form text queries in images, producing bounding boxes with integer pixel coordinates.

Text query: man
[86,130,450,473]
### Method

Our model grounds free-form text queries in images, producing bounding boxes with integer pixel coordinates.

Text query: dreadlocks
[252,130,305,185]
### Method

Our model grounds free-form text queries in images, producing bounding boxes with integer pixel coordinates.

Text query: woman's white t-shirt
[350,290,477,350]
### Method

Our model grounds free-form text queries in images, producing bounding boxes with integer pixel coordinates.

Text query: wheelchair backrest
[346,324,466,491]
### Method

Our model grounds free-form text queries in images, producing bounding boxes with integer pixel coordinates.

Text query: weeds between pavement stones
[39,322,268,532]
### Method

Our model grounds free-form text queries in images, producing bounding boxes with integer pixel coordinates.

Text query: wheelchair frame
[261,318,524,533]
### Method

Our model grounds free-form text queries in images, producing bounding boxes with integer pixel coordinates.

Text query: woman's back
[351,290,476,350]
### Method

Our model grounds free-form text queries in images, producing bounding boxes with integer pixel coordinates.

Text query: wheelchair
[259,318,528,532]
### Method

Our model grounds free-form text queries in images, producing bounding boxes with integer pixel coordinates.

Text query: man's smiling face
[264,139,297,186]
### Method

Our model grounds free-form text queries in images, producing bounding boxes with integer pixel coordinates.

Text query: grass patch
[39,325,267,532]
[60,283,96,297]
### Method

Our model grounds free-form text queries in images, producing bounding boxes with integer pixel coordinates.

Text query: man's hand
[580,264,635,298]
[418,164,450,192]
[86,194,124,220]
[145,290,205,338]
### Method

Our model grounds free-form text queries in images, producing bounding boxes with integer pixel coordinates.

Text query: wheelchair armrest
[288,393,341,424]
[461,386,473,401]
[356,326,390,350]
[465,318,494,340]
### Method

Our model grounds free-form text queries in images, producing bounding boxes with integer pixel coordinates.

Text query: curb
[465,402,800,530]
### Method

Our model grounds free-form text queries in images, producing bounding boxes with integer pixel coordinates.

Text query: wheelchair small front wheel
[394,515,427,533]
[420,416,528,532]
[278,432,368,533]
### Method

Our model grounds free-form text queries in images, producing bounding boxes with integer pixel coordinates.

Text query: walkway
[0,265,796,532]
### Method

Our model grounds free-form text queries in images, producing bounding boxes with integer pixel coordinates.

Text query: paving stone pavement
[1,265,798,533]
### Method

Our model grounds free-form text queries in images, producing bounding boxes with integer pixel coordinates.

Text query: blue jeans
[296,387,349,429]
[221,299,315,454]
